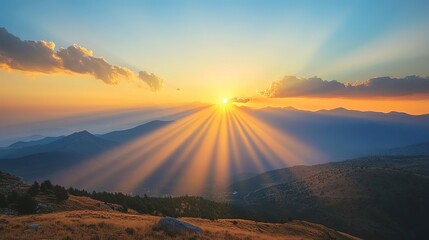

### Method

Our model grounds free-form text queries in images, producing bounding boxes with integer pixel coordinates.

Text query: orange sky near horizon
[0,70,429,118]
[1,1,429,121]
[1,69,429,118]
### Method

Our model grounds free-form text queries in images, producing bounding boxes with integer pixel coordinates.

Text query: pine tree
[40,180,53,193]
[53,185,69,202]
[27,181,40,196]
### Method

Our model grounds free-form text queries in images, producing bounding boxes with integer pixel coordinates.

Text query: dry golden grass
[0,209,360,240]
[0,193,359,239]
[48,195,120,212]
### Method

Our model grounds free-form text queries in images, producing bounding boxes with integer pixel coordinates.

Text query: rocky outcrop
[157,217,202,235]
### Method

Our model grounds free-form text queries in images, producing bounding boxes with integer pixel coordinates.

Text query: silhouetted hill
[229,155,429,197]
[1,109,429,196]
[0,120,172,159]
[0,131,115,158]
[0,152,88,182]
[0,121,174,183]
[4,108,429,162]
[381,141,429,156]
[0,134,46,148]
[100,120,172,143]
[230,156,429,240]
[247,107,429,160]
[49,131,115,153]
[8,136,64,148]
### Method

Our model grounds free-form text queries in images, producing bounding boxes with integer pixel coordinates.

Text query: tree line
[0,180,68,214]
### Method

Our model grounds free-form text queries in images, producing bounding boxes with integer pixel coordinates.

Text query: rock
[157,217,202,235]
[36,203,52,213]
[28,224,40,230]
[0,208,18,215]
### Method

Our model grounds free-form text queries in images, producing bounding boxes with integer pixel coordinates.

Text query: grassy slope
[240,156,429,239]
[0,209,359,240]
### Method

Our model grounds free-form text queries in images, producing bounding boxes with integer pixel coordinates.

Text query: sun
[223,98,228,104]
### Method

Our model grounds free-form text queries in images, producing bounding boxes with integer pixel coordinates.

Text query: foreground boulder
[157,217,202,235]
[28,224,40,230]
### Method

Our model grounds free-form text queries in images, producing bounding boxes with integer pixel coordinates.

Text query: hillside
[100,120,172,143]
[247,107,429,160]
[0,210,359,240]
[8,136,64,148]
[1,109,429,196]
[0,121,172,183]
[0,152,89,182]
[0,131,116,159]
[0,171,359,239]
[382,141,429,156]
[0,120,172,159]
[229,156,429,197]
[231,156,429,240]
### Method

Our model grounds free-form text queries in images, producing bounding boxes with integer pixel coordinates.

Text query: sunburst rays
[58,104,320,196]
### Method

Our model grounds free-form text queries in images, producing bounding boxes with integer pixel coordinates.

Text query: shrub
[125,227,135,235]
[54,185,69,202]
[40,180,53,193]
[7,191,19,203]
[0,193,7,207]
[27,181,40,196]
[15,193,37,214]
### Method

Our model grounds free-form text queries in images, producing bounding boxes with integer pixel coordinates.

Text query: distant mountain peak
[72,130,91,135]
[63,130,96,140]
[100,120,173,143]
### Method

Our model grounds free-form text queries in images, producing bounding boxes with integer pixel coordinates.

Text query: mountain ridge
[230,156,429,240]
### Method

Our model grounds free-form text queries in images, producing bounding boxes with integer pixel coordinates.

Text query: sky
[1,0,429,116]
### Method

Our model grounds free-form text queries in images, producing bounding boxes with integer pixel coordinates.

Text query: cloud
[0,27,162,89]
[0,28,60,72]
[57,44,134,84]
[138,71,163,92]
[259,75,429,98]
[230,97,251,103]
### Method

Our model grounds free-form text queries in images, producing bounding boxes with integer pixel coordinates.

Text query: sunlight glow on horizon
[1,1,428,116]
[56,104,322,196]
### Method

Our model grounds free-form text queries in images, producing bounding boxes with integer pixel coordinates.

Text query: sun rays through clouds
[57,104,320,196]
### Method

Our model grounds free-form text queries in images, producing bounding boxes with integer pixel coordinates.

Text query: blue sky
[1,0,429,110]
[2,0,428,82]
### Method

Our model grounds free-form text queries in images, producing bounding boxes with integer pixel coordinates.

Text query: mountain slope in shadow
[230,156,429,240]
[0,121,173,182]
[8,136,64,148]
[99,120,172,143]
[381,141,429,156]
[0,131,116,158]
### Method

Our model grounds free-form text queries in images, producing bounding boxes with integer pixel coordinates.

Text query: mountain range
[244,106,429,160]
[0,121,172,183]
[0,108,428,195]
[0,107,428,239]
